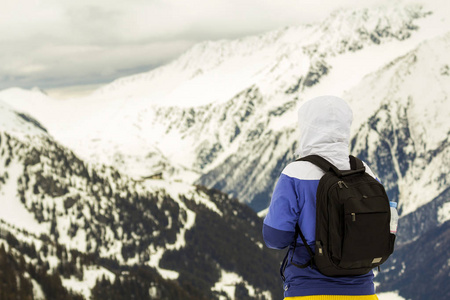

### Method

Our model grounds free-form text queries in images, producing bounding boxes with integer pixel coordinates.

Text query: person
[263,95,380,299]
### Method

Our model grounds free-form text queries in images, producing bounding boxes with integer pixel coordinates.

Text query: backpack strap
[296,155,339,174]
[297,155,365,177]
[290,224,315,268]
[350,155,365,170]
[280,224,315,280]
[344,155,366,176]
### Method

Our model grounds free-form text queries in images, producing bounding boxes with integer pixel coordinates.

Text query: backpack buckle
[316,241,324,256]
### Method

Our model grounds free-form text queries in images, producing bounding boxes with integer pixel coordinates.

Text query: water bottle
[389,201,398,234]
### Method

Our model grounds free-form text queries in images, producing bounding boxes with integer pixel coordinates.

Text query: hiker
[263,95,386,299]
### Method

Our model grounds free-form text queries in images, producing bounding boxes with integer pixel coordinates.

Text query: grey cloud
[65,5,123,44]
[0,0,399,91]
[0,40,195,90]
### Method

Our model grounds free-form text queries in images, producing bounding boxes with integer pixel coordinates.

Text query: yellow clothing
[285,295,379,300]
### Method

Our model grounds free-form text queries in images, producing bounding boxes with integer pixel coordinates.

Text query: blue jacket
[263,96,377,297]
[263,161,376,297]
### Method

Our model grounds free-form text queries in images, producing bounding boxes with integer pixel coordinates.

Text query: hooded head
[295,95,353,170]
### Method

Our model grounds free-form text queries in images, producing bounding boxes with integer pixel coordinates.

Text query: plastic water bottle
[389,202,398,234]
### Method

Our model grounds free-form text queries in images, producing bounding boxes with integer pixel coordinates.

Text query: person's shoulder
[282,160,324,180]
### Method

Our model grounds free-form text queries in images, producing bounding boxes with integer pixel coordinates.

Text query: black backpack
[281,155,395,278]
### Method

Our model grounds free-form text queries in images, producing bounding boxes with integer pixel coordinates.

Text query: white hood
[295,95,353,170]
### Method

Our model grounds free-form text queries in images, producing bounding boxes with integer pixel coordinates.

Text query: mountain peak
[308,3,429,56]
[0,100,49,140]
[89,2,429,105]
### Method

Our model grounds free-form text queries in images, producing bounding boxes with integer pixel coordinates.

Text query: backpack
[281,155,395,278]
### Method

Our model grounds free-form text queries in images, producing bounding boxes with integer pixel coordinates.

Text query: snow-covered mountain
[1,1,450,299]
[1,2,443,199]
[348,32,450,216]
[0,100,281,299]
[346,32,450,299]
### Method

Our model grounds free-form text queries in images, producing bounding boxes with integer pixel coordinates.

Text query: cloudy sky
[1,0,402,93]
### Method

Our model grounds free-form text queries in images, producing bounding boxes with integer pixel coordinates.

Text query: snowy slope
[0,2,449,299]
[345,33,450,299]
[0,101,280,299]
[0,0,448,224]
[0,98,48,142]
[0,2,434,183]
[0,100,51,235]
[1,2,448,214]
[196,9,450,211]
[348,32,450,216]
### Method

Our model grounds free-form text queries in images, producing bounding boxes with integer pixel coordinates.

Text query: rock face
[346,33,450,299]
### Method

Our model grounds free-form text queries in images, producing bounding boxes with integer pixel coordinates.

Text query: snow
[212,269,272,300]
[0,89,60,134]
[144,179,223,216]
[311,31,450,135]
[212,270,240,300]
[31,279,45,300]
[187,188,223,217]
[148,285,158,298]
[55,208,87,253]
[1,230,51,300]
[0,239,9,252]
[0,3,448,296]
[257,208,268,218]
[61,265,115,300]
[0,160,48,235]
[155,53,269,108]
[437,202,450,225]
[148,246,179,280]
[255,241,263,250]
[375,279,407,300]
[377,291,407,300]
[47,254,60,271]
[340,28,450,216]
[144,181,206,280]
[0,100,48,142]
[0,1,437,186]
[144,180,226,279]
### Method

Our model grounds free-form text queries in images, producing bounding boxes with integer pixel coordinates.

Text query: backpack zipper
[349,211,387,222]
[338,181,348,189]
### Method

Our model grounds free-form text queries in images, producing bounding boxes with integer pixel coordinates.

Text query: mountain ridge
[0,2,449,299]
[0,103,282,299]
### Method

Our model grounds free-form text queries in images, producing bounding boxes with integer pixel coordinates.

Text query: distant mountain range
[0,1,449,299]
